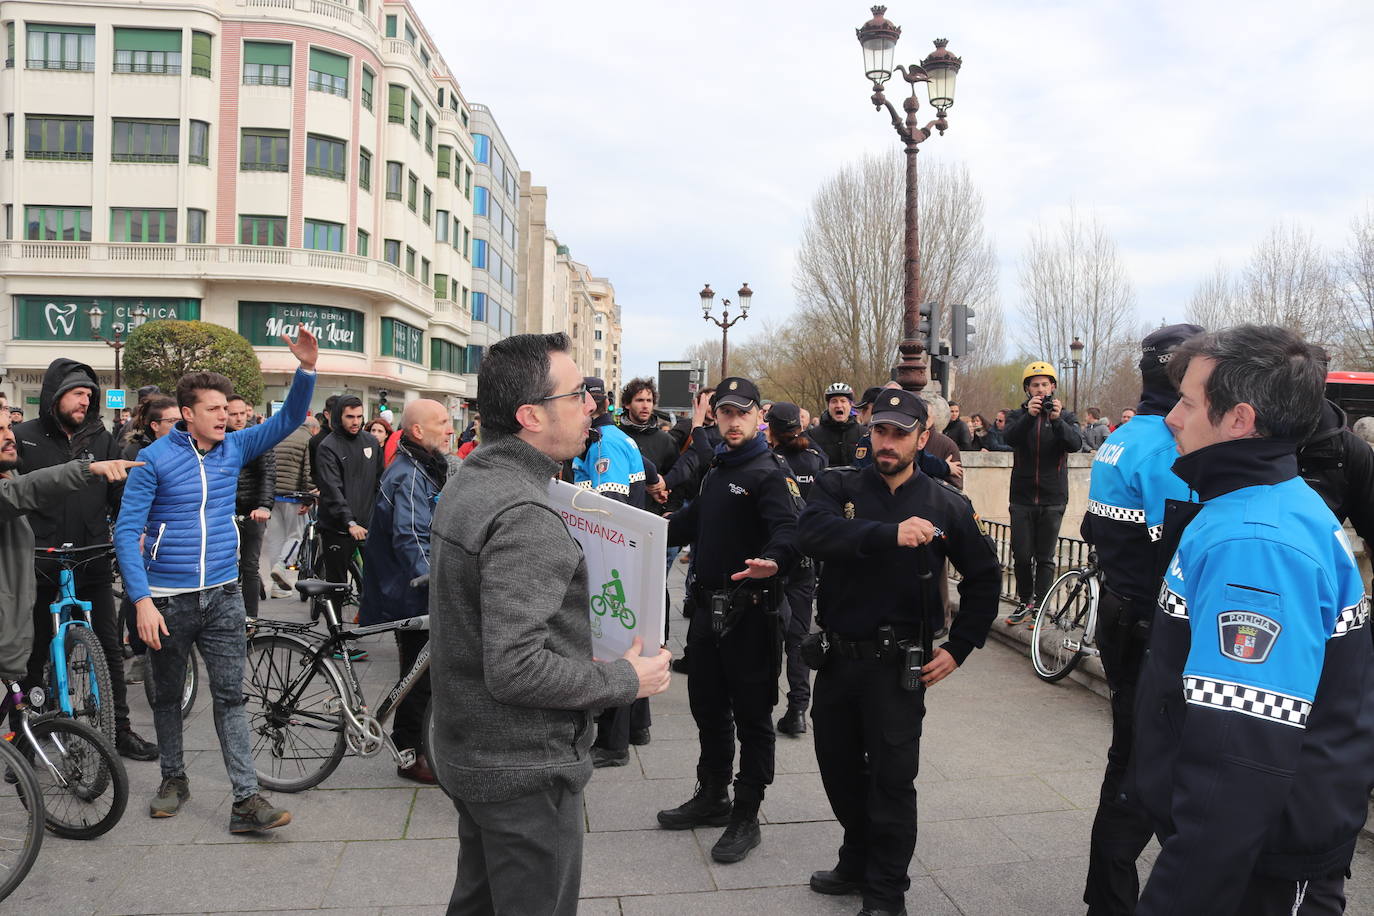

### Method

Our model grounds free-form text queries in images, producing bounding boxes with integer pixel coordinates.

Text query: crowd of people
[0,318,1372,916]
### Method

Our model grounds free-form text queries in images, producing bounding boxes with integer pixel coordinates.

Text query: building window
[435,210,449,242]
[437,145,451,178]
[3,115,8,159]
[384,15,397,38]
[24,205,92,240]
[492,150,505,190]
[361,67,374,111]
[594,349,602,360]
[424,117,434,153]
[241,129,288,171]
[463,226,470,260]
[27,24,95,71]
[239,214,286,246]
[190,31,212,78]
[308,48,349,97]
[422,187,432,224]
[453,150,463,187]
[404,23,417,46]
[25,115,93,161]
[464,345,484,374]
[6,24,12,69]
[409,98,420,137]
[473,186,488,217]
[420,46,430,68]
[432,338,463,374]
[472,238,487,269]
[433,272,448,298]
[112,119,179,163]
[470,291,486,322]
[472,133,490,164]
[305,134,346,180]
[420,256,430,283]
[406,171,417,211]
[113,28,181,74]
[595,329,603,340]
[243,41,291,86]
[387,84,405,123]
[381,317,424,364]
[385,161,402,200]
[358,147,371,190]
[383,238,400,266]
[452,278,459,300]
[111,207,177,243]
[465,167,472,199]
[356,229,369,256]
[187,208,207,243]
[189,120,209,165]
[404,246,415,275]
[452,216,460,249]
[304,218,343,251]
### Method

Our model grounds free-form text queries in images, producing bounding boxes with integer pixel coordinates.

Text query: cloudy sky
[414,0,1374,380]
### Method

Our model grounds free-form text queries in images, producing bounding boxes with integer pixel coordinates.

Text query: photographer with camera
[1004,362,1082,625]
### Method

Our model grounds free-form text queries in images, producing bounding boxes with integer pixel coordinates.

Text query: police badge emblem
[729,380,739,390]
[363,446,374,459]
[855,446,868,460]
[786,478,802,501]
[595,457,610,475]
[1216,611,1281,663]
[843,502,855,519]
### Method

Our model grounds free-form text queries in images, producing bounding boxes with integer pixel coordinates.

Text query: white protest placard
[547,480,667,660]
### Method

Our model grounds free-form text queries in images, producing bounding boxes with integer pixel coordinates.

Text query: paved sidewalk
[6,574,1374,915]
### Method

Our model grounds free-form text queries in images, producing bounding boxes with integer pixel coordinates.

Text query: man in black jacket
[1298,398,1374,552]
[15,358,157,761]
[1003,362,1082,624]
[307,394,338,489]
[617,378,679,492]
[228,395,275,617]
[314,395,383,589]
[811,382,865,467]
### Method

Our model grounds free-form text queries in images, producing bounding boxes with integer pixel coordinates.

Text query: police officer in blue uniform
[798,390,1001,916]
[1079,324,1202,914]
[656,377,803,865]
[764,402,826,736]
[1132,325,1374,916]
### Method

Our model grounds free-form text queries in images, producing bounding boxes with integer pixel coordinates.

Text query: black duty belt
[827,626,922,660]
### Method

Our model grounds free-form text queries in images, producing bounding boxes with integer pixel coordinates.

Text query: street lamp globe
[736,283,753,316]
[856,5,900,84]
[1070,335,1085,363]
[130,302,149,329]
[699,283,715,317]
[87,304,104,335]
[921,38,962,111]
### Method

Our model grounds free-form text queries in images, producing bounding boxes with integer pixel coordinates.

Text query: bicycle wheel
[143,647,200,720]
[0,739,43,902]
[243,634,348,792]
[1031,569,1097,683]
[46,625,116,746]
[23,714,128,840]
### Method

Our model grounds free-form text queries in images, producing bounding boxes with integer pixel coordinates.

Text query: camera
[1038,391,1057,414]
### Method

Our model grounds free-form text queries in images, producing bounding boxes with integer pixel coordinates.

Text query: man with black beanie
[314,395,383,591]
[1079,323,1203,915]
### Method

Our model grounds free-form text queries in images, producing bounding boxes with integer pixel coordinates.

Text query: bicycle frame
[3,682,70,784]
[44,565,101,720]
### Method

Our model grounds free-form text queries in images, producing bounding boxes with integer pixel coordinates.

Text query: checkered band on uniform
[1183,676,1311,729]
[595,482,630,496]
[1158,583,1188,619]
[628,471,645,483]
[1087,499,1146,525]
[1146,524,1163,542]
[1332,597,1371,638]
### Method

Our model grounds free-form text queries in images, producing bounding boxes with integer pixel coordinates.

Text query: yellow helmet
[1022,361,1058,386]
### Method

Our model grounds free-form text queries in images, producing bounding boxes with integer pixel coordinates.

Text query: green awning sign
[239,301,363,352]
[13,296,200,341]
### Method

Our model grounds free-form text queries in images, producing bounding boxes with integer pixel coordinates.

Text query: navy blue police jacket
[1132,437,1374,914]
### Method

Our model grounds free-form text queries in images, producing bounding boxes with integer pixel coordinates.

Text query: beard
[874,450,915,477]
[0,453,19,472]
[57,406,86,431]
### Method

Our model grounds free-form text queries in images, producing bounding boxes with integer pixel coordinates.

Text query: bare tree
[1335,206,1374,369]
[1185,261,1239,331]
[1017,208,1140,408]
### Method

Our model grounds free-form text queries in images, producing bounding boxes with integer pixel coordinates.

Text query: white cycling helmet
[825,382,855,401]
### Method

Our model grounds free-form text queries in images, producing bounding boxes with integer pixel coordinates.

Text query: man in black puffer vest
[314,395,383,588]
[228,395,275,616]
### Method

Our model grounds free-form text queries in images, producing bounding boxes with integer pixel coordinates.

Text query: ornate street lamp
[89,301,148,394]
[855,6,963,392]
[1059,335,1085,415]
[700,283,752,381]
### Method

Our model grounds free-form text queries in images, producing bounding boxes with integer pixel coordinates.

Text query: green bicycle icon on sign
[590,569,637,630]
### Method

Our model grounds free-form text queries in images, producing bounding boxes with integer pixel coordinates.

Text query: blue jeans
[148,582,258,801]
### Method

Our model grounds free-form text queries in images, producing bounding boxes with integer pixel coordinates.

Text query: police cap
[857,386,884,409]
[869,389,929,431]
[712,377,762,411]
[767,401,802,431]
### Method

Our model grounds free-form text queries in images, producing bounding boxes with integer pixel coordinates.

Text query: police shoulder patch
[786,477,801,500]
[855,446,868,459]
[595,457,611,475]
[1217,611,1281,663]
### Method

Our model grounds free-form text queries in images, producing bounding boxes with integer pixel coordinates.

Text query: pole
[113,340,122,394]
[720,319,729,380]
[894,129,927,392]
[1072,362,1079,415]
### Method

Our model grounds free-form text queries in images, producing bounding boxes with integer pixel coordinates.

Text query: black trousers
[449,781,583,916]
[1009,503,1066,604]
[393,629,432,754]
[320,529,355,584]
[27,570,129,733]
[593,698,650,754]
[812,651,925,912]
[1234,874,1345,916]
[1084,589,1154,915]
[781,565,816,712]
[686,599,779,803]
[236,516,266,618]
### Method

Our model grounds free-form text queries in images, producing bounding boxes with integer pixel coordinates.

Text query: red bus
[1327,371,1374,427]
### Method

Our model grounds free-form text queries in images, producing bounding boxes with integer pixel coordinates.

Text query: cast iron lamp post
[856,5,962,392]
[700,283,753,381]
[88,301,148,393]
[1059,336,1085,414]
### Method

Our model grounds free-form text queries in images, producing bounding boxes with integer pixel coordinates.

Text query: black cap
[1140,323,1204,373]
[767,401,802,431]
[583,376,607,402]
[869,389,929,431]
[858,386,883,408]
[711,377,761,411]
[136,385,162,401]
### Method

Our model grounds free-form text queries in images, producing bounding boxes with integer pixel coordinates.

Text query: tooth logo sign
[45,302,77,337]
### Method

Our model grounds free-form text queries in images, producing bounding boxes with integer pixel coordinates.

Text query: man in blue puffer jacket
[115,329,317,833]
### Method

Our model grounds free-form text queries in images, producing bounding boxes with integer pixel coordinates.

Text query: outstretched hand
[284,326,319,371]
[730,558,779,581]
[89,460,145,482]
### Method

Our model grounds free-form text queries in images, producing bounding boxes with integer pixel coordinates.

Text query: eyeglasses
[540,384,589,403]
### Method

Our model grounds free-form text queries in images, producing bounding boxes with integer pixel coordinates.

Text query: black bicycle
[242,576,430,792]
[284,494,363,613]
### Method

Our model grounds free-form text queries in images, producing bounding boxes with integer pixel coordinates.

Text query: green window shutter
[244,41,290,66]
[361,68,374,94]
[385,15,398,38]
[115,28,181,52]
[388,84,405,121]
[191,32,212,76]
[309,48,348,78]
[437,145,451,177]
[27,23,96,35]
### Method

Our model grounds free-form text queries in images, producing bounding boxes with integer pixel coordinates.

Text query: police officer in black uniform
[656,377,803,865]
[765,402,826,737]
[797,390,1000,916]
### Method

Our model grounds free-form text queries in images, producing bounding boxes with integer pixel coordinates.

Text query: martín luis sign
[238,301,364,352]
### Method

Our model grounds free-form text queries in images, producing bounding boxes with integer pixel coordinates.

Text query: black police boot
[809,868,863,895]
[710,785,762,864]
[776,706,807,737]
[857,906,907,915]
[656,769,731,830]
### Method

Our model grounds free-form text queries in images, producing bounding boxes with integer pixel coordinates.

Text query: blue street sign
[106,389,126,410]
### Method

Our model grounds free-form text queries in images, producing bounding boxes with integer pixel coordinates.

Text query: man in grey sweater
[429,332,672,916]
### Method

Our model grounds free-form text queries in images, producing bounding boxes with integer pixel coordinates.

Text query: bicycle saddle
[294,579,353,598]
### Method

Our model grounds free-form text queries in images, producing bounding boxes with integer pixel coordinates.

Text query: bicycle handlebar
[278,491,318,503]
[36,543,115,561]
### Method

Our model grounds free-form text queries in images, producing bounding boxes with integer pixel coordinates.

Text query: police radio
[901,643,926,692]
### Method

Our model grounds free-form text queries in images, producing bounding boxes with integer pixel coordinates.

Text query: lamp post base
[893,339,929,393]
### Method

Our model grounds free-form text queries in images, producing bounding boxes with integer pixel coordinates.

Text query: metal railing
[977,521,1090,603]
[27,59,95,71]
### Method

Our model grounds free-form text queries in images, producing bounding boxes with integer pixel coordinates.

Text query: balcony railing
[113,62,181,75]
[112,153,178,164]
[26,150,93,162]
[27,59,95,71]
[237,0,379,34]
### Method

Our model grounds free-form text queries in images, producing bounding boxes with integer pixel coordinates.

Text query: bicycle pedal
[396,748,416,769]
[1064,640,1082,652]
[324,696,343,714]
[1081,646,1101,658]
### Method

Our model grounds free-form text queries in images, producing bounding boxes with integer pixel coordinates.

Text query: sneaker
[270,587,293,600]
[592,746,629,768]
[229,793,291,833]
[116,728,159,762]
[270,569,292,592]
[150,774,190,818]
[1005,602,1035,625]
[629,728,651,746]
[332,647,369,662]
[710,814,761,863]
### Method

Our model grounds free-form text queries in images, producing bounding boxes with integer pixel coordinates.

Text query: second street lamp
[1059,335,1085,415]
[855,5,963,393]
[700,283,752,382]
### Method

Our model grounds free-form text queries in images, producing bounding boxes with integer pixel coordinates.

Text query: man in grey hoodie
[429,332,672,916]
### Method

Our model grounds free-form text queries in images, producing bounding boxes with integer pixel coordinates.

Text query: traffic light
[950,303,976,358]
[917,301,939,355]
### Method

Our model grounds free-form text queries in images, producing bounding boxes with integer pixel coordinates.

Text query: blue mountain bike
[35,544,117,746]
